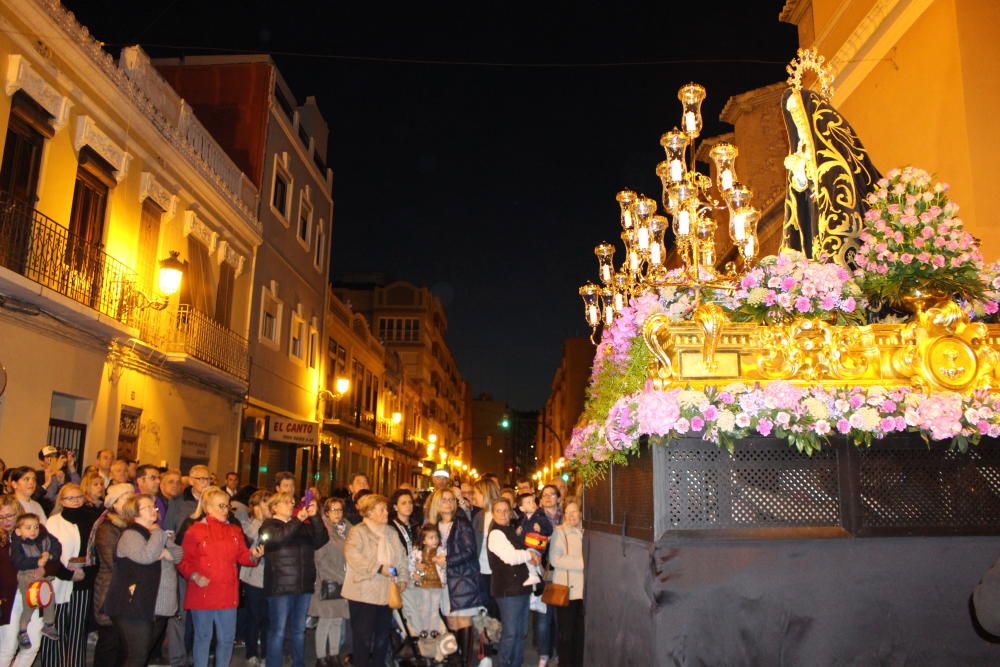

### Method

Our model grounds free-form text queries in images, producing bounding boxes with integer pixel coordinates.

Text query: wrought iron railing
[0,196,137,324]
[138,304,249,383]
[324,400,376,433]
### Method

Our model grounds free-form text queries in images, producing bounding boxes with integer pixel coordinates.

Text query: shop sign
[268,417,319,445]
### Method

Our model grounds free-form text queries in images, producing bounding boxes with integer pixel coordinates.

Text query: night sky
[63,1,797,409]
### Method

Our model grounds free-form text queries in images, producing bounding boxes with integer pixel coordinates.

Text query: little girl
[405,524,448,660]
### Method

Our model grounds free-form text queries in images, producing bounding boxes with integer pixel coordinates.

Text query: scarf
[366,518,391,568]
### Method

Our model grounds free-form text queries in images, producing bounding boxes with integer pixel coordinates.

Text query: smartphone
[294,489,314,513]
[387,566,398,577]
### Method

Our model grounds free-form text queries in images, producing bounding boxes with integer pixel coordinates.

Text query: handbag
[320,579,342,600]
[540,528,571,607]
[387,578,403,609]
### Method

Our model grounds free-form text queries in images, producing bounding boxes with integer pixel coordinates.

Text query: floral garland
[568,380,1000,482]
[721,250,865,325]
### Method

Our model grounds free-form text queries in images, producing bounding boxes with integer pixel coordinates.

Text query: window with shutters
[67,148,114,271]
[0,92,51,205]
[137,199,163,294]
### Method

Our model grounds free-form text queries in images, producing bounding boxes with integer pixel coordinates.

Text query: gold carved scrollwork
[755,319,876,381]
[693,303,727,370]
[642,313,675,389]
[896,301,997,392]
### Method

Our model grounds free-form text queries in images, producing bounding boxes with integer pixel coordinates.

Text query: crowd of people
[0,447,587,667]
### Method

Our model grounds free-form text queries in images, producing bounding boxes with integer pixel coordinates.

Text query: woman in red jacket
[178,487,263,667]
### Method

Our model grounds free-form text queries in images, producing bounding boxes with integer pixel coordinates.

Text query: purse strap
[562,526,570,587]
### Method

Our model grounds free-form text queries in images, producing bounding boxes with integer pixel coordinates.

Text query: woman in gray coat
[309,497,351,666]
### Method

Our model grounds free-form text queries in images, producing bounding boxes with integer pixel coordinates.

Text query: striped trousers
[40,588,91,667]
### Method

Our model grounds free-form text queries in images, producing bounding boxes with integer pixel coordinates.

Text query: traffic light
[500,416,510,429]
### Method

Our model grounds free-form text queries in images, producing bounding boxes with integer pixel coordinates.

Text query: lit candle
[744,236,756,257]
[650,243,662,265]
[678,209,690,236]
[629,250,640,272]
[636,226,650,250]
[732,211,746,241]
[600,264,612,283]
[613,292,624,311]
[684,111,697,133]
[720,169,733,191]
[622,208,634,229]
[670,159,683,182]
[604,305,615,326]
[587,305,599,326]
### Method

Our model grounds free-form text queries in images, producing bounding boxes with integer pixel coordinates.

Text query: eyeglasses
[214,503,230,510]
[139,505,157,512]
[0,513,17,521]
[144,475,161,482]
[541,492,559,498]
[191,476,211,483]
[328,507,344,513]
[62,495,84,502]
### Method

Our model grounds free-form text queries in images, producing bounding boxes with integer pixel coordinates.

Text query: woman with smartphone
[259,491,328,667]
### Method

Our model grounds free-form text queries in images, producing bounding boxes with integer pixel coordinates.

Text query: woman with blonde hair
[472,478,502,618]
[178,486,263,667]
[342,493,408,667]
[79,471,105,511]
[0,494,42,667]
[39,484,92,667]
[429,488,486,665]
[259,490,328,667]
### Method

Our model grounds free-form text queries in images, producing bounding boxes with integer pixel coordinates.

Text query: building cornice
[779,0,811,25]
[13,0,263,247]
[826,0,934,105]
[719,81,787,125]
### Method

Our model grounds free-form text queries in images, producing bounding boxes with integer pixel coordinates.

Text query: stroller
[391,606,501,666]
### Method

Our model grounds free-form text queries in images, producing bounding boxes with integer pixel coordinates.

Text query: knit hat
[105,483,134,510]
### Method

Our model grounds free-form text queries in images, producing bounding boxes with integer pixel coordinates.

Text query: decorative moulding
[73,115,131,182]
[139,171,177,221]
[215,240,247,277]
[182,209,218,253]
[4,54,72,131]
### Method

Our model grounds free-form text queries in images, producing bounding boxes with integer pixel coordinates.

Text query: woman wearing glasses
[259,491,328,667]
[0,494,42,667]
[38,484,93,667]
[178,487,264,667]
[104,493,182,666]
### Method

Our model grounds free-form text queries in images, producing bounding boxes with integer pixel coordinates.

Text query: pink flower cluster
[724,250,864,324]
[966,261,1000,322]
[855,167,982,286]
[567,380,1000,480]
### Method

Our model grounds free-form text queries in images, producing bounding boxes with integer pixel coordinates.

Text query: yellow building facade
[0,0,261,472]
[781,0,1000,256]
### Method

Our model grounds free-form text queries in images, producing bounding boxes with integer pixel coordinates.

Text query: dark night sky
[63,1,797,409]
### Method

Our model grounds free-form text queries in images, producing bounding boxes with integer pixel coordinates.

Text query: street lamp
[317,377,351,421]
[134,250,185,311]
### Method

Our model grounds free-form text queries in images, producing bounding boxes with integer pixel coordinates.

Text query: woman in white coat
[39,484,91,667]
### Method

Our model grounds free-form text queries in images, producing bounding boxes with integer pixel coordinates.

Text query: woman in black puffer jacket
[259,491,328,667]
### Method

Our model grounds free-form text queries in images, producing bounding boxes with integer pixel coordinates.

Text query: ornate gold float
[643,300,1000,394]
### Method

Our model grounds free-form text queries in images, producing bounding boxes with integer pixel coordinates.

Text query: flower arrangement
[965,260,1000,323]
[854,166,984,305]
[567,380,1000,481]
[723,250,865,325]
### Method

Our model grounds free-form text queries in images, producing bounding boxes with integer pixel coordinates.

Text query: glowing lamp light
[429,433,438,444]
[594,243,615,284]
[335,377,351,395]
[391,411,403,424]
[158,251,184,296]
[678,82,707,137]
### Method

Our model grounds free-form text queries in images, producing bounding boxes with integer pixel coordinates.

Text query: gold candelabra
[580,83,762,333]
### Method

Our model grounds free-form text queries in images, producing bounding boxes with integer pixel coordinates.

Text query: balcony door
[0,92,52,273]
[65,149,114,306]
